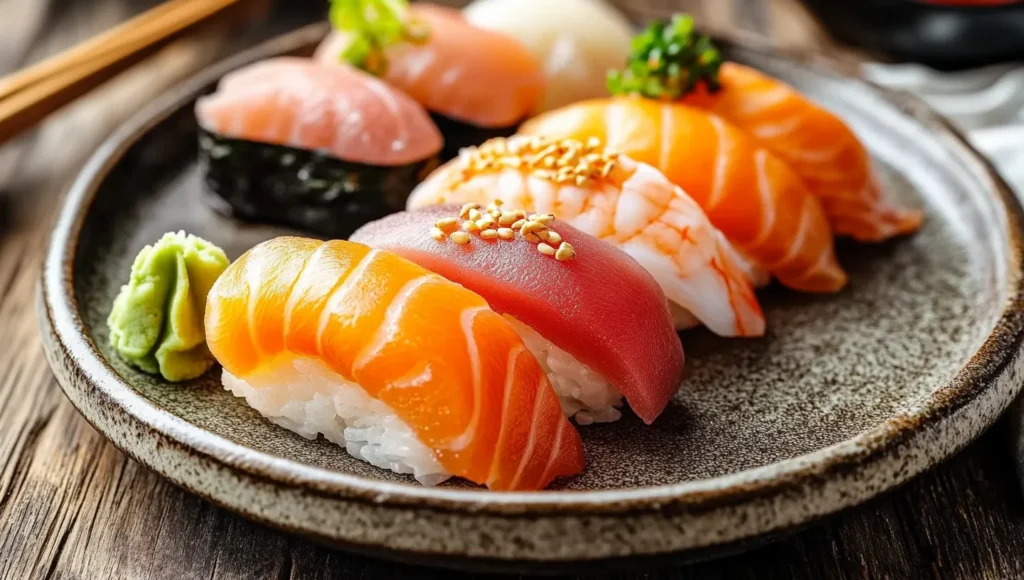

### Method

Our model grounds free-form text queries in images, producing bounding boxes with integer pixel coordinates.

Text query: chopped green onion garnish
[328,0,430,76]
[607,14,723,100]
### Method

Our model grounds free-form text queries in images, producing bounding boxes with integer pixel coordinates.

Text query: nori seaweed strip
[199,129,439,239]
[431,113,519,161]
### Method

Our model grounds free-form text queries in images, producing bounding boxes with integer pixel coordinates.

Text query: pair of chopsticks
[0,0,248,146]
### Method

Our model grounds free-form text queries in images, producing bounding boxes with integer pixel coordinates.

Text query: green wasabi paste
[107,231,230,382]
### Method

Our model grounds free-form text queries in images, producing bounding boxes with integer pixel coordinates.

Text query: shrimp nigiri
[205,237,584,490]
[352,203,686,424]
[682,62,923,241]
[408,136,766,337]
[520,101,848,294]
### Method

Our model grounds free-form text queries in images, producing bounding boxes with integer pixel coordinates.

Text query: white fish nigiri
[462,0,633,113]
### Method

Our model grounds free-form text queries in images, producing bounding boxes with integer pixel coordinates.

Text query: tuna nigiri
[316,1,544,159]
[682,62,923,241]
[205,237,584,490]
[520,100,847,294]
[408,136,766,337]
[352,202,685,424]
[195,57,442,238]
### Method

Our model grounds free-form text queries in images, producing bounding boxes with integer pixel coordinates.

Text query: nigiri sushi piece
[682,62,923,241]
[606,16,921,241]
[205,237,584,490]
[520,100,848,294]
[408,137,765,337]
[462,0,634,113]
[316,1,544,159]
[195,57,442,239]
[351,202,685,424]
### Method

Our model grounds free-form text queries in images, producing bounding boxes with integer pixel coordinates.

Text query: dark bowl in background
[801,0,1024,69]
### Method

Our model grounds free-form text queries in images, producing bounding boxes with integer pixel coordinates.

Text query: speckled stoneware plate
[39,23,1024,573]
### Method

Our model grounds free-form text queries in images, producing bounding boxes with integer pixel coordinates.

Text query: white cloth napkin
[863,63,1024,194]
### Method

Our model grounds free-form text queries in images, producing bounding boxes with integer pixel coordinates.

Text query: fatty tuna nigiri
[520,100,848,294]
[682,62,923,241]
[408,136,766,337]
[352,203,686,424]
[205,237,584,490]
[316,2,544,158]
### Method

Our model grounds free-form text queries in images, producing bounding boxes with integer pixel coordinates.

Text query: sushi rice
[222,321,621,485]
[506,317,623,425]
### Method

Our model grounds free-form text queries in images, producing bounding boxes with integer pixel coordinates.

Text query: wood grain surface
[3,1,1024,578]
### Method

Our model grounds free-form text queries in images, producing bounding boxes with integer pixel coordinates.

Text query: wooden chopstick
[0,0,245,145]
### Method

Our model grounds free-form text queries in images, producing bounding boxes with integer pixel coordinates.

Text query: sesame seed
[450,231,471,245]
[521,221,548,243]
[497,228,515,240]
[453,137,620,191]
[459,202,480,218]
[498,213,519,226]
[601,161,616,178]
[435,217,459,232]
[430,227,446,241]
[537,243,556,256]
[555,242,576,261]
[530,214,554,224]
[480,229,499,239]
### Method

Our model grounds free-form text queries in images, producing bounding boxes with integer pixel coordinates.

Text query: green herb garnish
[328,0,430,76]
[607,14,723,100]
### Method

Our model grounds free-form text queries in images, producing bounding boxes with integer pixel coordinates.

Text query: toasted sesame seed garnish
[521,221,548,243]
[450,137,620,189]
[459,202,480,218]
[497,213,519,226]
[431,199,574,260]
[435,217,459,232]
[530,214,554,224]
[555,242,576,261]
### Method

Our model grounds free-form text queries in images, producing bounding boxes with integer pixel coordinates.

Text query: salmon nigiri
[608,15,921,241]
[352,202,685,424]
[520,101,848,294]
[316,1,544,158]
[205,237,584,490]
[682,62,923,241]
[408,136,766,337]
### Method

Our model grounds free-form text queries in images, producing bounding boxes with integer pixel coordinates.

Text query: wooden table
[3,1,1024,577]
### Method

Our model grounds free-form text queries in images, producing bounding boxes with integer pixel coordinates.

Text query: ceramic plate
[39,23,1024,572]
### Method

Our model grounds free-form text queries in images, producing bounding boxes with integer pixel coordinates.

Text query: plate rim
[37,20,1024,555]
